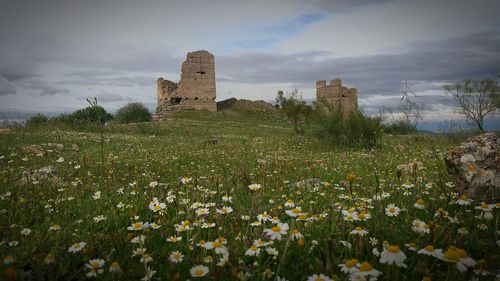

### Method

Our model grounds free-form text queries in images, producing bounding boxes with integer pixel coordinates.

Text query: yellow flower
[439,246,476,272]
[414,198,425,209]
[44,253,55,264]
[346,173,356,182]
[109,261,122,272]
[297,239,305,247]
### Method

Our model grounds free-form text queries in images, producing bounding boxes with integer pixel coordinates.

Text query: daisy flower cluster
[0,128,498,280]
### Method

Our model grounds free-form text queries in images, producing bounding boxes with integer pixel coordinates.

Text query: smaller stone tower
[316,78,358,116]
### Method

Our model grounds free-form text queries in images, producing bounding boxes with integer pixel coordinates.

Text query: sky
[1,0,499,130]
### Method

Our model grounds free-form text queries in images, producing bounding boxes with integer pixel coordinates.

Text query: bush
[315,105,381,148]
[51,105,113,125]
[381,119,418,135]
[379,98,422,135]
[275,89,312,134]
[115,102,152,124]
[70,106,113,124]
[26,114,49,127]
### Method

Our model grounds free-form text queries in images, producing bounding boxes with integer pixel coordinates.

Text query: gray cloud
[96,92,127,103]
[0,76,17,96]
[21,79,70,96]
[0,75,70,97]
[217,31,500,97]
[299,0,397,13]
[61,74,158,87]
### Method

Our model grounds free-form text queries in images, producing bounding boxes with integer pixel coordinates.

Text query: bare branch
[444,79,498,132]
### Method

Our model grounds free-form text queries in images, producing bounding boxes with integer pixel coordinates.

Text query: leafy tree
[275,89,312,134]
[115,102,152,124]
[444,79,498,132]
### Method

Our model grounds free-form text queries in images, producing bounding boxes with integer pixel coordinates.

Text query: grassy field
[0,110,498,280]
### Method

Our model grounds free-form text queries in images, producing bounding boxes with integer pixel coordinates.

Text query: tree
[275,89,312,134]
[115,102,152,124]
[444,79,498,132]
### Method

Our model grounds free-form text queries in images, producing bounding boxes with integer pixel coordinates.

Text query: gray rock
[445,133,499,202]
[296,178,322,188]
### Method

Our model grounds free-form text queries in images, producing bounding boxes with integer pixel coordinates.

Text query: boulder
[445,133,499,202]
[19,166,61,186]
[296,178,322,188]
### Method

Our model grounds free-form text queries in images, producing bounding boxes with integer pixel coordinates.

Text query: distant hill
[217,98,278,114]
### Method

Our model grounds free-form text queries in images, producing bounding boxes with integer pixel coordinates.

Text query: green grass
[0,110,498,280]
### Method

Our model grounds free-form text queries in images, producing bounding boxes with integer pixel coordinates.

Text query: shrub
[26,114,49,127]
[51,105,113,125]
[115,102,152,124]
[379,99,422,134]
[381,119,418,135]
[275,89,312,134]
[315,105,381,148]
[70,105,113,124]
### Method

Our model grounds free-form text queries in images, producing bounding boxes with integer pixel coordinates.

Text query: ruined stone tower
[155,50,216,119]
[316,78,358,116]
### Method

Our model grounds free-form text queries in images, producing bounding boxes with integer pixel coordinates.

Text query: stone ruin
[316,78,358,116]
[154,50,216,119]
[154,51,358,118]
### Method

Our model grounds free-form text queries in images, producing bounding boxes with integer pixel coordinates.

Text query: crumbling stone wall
[155,50,216,119]
[316,78,358,116]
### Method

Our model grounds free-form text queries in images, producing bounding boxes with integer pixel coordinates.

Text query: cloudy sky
[1,0,499,130]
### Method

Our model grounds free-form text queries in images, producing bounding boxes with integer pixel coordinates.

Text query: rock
[445,133,499,202]
[19,166,60,186]
[20,145,44,155]
[203,139,219,145]
[54,143,64,151]
[71,144,80,151]
[296,178,322,188]
[395,144,405,152]
[397,161,423,173]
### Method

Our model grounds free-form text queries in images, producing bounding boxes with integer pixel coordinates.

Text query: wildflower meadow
[0,112,498,280]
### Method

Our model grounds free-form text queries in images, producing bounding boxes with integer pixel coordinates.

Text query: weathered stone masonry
[155,50,216,119]
[316,78,358,115]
